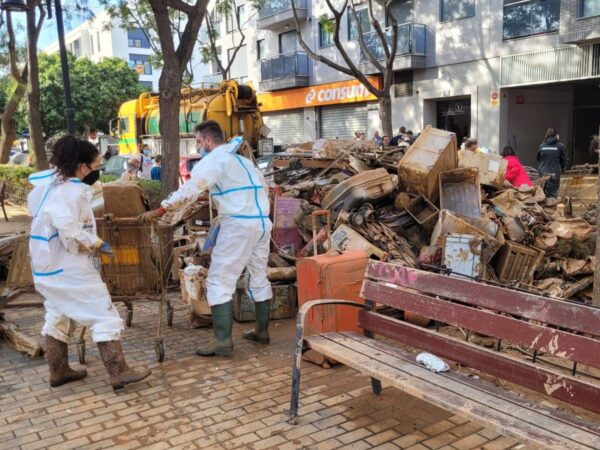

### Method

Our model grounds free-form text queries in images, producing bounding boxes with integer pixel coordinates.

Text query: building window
[139,81,153,89]
[279,30,297,54]
[319,21,334,48]
[97,32,101,52]
[257,39,265,60]
[440,0,475,22]
[129,54,152,75]
[71,39,82,57]
[387,0,413,26]
[127,28,151,49]
[228,44,248,80]
[582,0,600,17]
[226,4,246,33]
[348,8,370,41]
[90,35,94,54]
[503,0,560,40]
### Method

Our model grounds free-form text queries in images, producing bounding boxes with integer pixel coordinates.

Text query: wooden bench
[289,261,600,448]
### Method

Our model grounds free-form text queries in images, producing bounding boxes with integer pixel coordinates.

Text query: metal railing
[501,43,600,87]
[258,0,307,20]
[359,23,426,62]
[202,73,248,84]
[261,51,309,81]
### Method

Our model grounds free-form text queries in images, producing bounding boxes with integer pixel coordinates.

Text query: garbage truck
[111,80,265,156]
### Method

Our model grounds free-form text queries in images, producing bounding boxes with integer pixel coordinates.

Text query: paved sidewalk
[0,295,527,450]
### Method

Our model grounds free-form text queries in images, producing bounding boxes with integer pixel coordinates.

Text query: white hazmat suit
[28,170,123,343]
[162,137,272,306]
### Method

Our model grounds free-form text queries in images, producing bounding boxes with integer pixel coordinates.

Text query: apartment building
[43,10,209,92]
[210,0,600,166]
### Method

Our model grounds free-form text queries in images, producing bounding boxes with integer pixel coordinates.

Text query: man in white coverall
[141,120,272,356]
[29,136,150,389]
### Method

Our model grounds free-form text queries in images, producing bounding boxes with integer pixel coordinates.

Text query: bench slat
[362,279,600,369]
[359,310,600,415]
[306,332,598,449]
[364,262,600,337]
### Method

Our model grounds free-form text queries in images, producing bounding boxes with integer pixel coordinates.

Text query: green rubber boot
[243,299,271,344]
[196,302,233,356]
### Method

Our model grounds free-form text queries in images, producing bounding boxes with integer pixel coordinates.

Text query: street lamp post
[1,0,76,135]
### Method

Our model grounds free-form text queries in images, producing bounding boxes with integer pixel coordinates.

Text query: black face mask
[82,169,100,186]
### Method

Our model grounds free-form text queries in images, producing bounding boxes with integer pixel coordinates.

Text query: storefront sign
[258,77,381,112]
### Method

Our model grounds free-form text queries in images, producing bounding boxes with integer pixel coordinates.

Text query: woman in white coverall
[141,120,272,356]
[29,136,150,389]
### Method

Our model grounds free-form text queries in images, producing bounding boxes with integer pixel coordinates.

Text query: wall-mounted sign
[490,91,499,107]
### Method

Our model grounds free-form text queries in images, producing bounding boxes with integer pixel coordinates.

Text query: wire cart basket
[76,217,174,363]
[558,164,596,215]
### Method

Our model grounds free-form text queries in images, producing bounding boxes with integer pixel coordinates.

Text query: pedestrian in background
[537,128,568,198]
[151,155,162,181]
[389,126,406,147]
[501,145,532,188]
[372,130,383,146]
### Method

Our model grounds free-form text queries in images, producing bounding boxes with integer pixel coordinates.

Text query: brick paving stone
[0,297,528,450]
[451,433,490,450]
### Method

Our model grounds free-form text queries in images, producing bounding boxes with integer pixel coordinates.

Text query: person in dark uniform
[537,128,568,198]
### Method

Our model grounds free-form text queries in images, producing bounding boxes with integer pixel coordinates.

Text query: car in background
[179,154,202,182]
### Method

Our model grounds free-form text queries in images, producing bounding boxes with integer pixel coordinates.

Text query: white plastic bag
[416,352,449,373]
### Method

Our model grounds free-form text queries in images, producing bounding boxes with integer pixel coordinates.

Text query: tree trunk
[26,4,48,170]
[159,65,183,199]
[0,82,27,164]
[378,95,393,138]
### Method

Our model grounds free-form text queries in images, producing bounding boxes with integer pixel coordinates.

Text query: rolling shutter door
[319,104,368,140]
[263,110,305,146]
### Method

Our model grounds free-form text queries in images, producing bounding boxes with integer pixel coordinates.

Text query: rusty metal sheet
[358,311,600,416]
[364,261,600,338]
[361,279,600,369]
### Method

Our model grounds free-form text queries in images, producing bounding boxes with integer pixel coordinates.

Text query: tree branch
[367,0,390,60]
[165,0,194,15]
[291,0,354,78]
[322,0,382,97]
[174,0,207,65]
[6,12,25,84]
[224,0,246,78]
[206,13,226,76]
[349,2,385,74]
[384,0,398,76]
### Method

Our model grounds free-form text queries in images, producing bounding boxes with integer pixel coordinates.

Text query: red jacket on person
[504,155,532,187]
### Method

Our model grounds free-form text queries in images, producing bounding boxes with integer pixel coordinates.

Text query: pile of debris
[269,125,598,304]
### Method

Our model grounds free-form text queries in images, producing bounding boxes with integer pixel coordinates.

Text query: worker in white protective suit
[28,136,151,389]
[140,120,272,356]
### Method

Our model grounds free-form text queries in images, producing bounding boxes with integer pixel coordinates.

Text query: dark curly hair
[50,136,100,179]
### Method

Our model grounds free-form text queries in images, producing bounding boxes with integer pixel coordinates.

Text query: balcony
[359,23,426,74]
[259,51,309,91]
[257,0,307,31]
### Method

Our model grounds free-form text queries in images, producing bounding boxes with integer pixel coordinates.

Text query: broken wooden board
[0,321,43,358]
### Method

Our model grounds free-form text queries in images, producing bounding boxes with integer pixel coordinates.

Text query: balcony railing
[258,0,307,20]
[359,23,426,62]
[202,73,248,85]
[261,51,308,81]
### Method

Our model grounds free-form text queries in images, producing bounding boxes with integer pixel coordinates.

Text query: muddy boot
[243,299,271,344]
[97,340,151,390]
[46,335,88,387]
[196,302,233,356]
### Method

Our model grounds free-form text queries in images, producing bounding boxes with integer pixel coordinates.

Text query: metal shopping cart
[76,217,174,363]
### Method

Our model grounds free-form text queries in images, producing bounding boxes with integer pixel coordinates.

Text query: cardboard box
[458,150,507,188]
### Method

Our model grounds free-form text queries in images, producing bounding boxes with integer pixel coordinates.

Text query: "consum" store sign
[258,77,382,112]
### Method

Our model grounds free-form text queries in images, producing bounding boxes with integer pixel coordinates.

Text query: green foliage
[0,74,12,111]
[100,174,118,183]
[318,15,336,34]
[138,179,162,209]
[0,165,36,189]
[30,53,148,138]
[200,46,216,65]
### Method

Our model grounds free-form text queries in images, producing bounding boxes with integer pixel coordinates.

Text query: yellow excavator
[112,80,264,155]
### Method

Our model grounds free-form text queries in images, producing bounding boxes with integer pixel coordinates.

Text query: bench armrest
[293,299,369,365]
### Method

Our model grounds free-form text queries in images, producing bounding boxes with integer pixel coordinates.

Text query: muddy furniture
[289,261,600,448]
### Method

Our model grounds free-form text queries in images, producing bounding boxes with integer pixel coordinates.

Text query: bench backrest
[359,260,600,413]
